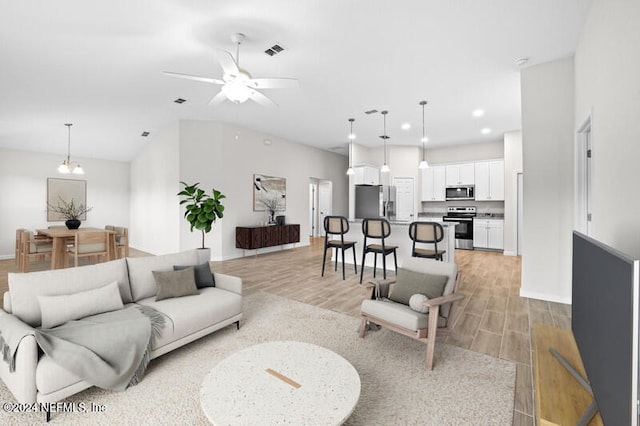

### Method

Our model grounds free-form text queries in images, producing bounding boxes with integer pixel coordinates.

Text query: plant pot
[197,248,211,263]
[65,219,81,229]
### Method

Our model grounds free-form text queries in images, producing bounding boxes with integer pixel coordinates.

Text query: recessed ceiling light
[481,128,492,135]
[141,131,150,137]
[472,109,485,117]
[263,139,272,145]
[515,57,530,67]
[174,98,186,104]
[401,123,411,131]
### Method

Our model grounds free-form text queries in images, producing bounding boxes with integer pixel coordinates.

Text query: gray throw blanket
[0,305,165,391]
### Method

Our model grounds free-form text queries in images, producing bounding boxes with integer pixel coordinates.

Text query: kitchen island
[331,220,457,274]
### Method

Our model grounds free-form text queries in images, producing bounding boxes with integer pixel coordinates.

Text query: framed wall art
[253,174,286,212]
[47,178,87,221]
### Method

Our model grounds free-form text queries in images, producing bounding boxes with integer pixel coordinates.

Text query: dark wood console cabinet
[236,224,301,251]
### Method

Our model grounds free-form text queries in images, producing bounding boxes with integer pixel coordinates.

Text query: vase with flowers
[47,197,92,229]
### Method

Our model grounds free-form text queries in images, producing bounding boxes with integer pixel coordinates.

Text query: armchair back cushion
[395,257,458,318]
[389,269,448,305]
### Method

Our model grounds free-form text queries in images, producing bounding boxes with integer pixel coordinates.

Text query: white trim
[519,289,571,305]
[575,112,593,236]
[503,250,518,257]
[0,255,14,260]
[632,259,639,426]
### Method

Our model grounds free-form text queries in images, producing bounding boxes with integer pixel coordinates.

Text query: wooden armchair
[67,231,109,267]
[18,230,53,272]
[359,257,464,369]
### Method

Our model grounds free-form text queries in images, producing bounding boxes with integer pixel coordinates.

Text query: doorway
[309,179,333,237]
[576,116,593,236]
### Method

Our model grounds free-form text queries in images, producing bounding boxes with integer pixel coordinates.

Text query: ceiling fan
[164,33,299,107]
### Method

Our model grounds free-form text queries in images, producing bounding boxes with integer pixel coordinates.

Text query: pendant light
[380,110,390,173]
[57,123,84,174]
[346,118,356,175]
[418,100,429,169]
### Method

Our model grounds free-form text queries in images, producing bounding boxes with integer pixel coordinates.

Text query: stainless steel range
[442,206,476,250]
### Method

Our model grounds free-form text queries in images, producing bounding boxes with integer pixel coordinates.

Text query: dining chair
[19,230,53,272]
[360,218,398,283]
[67,231,109,267]
[106,225,129,258]
[408,221,446,261]
[321,216,357,280]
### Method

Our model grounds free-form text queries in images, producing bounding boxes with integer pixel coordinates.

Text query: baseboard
[519,289,571,305]
[503,250,518,256]
[216,241,311,261]
[0,255,14,260]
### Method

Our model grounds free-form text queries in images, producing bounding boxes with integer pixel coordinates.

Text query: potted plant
[177,182,226,260]
[47,197,93,229]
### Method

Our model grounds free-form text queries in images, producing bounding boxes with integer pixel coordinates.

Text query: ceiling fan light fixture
[222,80,251,103]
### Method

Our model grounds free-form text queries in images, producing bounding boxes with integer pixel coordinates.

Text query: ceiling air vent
[264,43,285,56]
[141,131,150,137]
[174,98,186,104]
[365,109,378,115]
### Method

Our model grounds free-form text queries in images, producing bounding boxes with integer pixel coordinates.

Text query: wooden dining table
[36,227,116,269]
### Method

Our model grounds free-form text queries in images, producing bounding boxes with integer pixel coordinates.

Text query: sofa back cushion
[7,258,131,327]
[126,250,199,301]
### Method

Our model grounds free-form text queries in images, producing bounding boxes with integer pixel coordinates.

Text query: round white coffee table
[200,341,360,425]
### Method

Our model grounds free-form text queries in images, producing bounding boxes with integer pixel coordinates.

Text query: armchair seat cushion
[361,299,445,331]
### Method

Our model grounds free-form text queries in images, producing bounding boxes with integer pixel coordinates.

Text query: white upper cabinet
[354,165,379,185]
[421,166,446,201]
[474,160,504,201]
[445,163,475,186]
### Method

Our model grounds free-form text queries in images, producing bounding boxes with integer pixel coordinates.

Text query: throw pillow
[153,267,199,301]
[38,281,124,329]
[388,268,448,306]
[173,263,215,288]
[409,294,430,313]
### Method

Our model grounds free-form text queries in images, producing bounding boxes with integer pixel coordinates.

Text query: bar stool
[409,221,446,261]
[321,216,357,280]
[360,218,398,283]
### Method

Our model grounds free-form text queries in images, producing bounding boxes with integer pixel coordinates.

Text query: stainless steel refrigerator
[355,185,396,219]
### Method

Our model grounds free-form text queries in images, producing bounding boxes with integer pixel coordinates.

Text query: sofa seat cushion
[36,354,83,396]
[136,287,242,350]
[361,299,445,331]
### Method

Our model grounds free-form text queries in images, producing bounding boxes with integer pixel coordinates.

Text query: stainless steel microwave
[445,185,475,201]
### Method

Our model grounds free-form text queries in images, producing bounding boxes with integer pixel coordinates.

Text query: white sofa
[0,249,242,404]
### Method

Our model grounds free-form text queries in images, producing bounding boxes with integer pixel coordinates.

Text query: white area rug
[0,292,515,425]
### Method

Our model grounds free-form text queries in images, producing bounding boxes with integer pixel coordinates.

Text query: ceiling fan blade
[163,71,224,85]
[247,78,299,89]
[208,91,227,106]
[248,89,277,107]
[216,49,240,78]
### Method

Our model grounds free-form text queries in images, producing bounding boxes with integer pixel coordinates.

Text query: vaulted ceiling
[0,0,591,162]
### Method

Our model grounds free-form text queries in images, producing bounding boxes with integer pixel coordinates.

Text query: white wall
[129,121,180,255]
[0,147,130,258]
[131,119,349,260]
[503,131,523,256]
[520,57,575,303]
[574,0,640,258]
[423,140,504,164]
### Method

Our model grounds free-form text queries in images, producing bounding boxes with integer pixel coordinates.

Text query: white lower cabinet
[473,219,504,250]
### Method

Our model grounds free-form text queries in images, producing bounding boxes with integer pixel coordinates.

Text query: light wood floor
[0,238,572,426]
